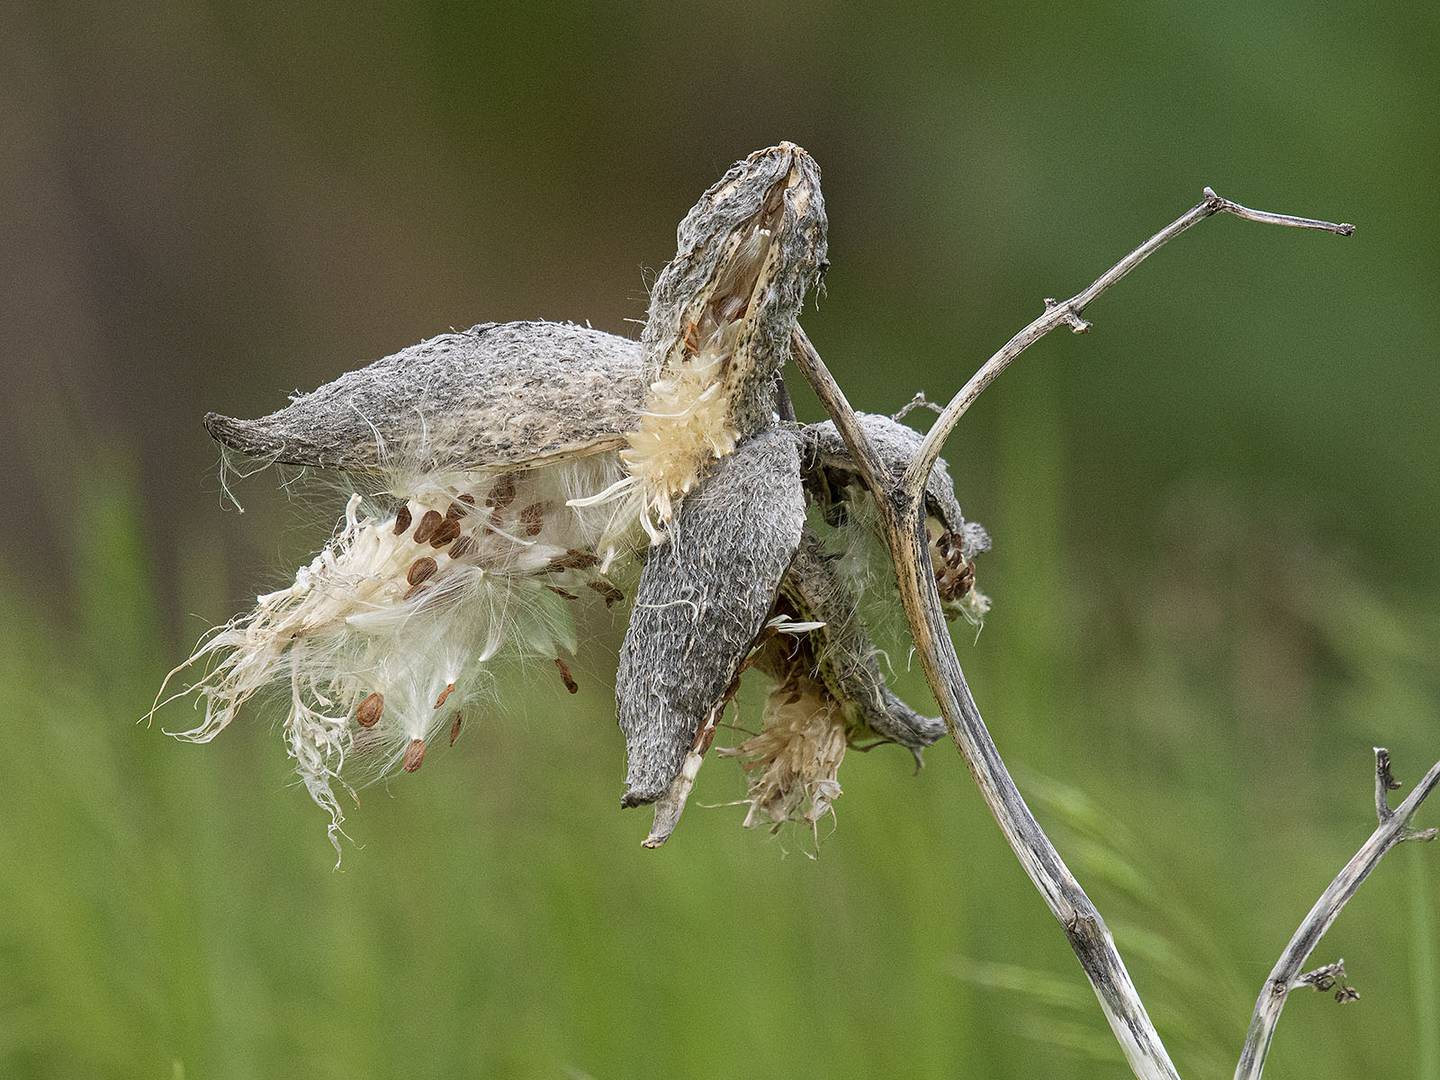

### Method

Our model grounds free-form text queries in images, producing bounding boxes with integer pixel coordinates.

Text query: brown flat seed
[413,509,443,543]
[520,502,545,537]
[434,682,455,709]
[546,585,580,601]
[430,519,461,548]
[402,738,426,772]
[354,692,384,728]
[458,492,476,506]
[393,505,412,535]
[956,565,975,595]
[562,548,600,569]
[407,556,438,586]
[445,501,467,521]
[554,657,578,694]
[448,534,475,560]
[487,475,516,511]
[448,711,463,746]
[585,579,624,608]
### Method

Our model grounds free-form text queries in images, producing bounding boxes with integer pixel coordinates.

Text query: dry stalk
[786,187,1433,1080]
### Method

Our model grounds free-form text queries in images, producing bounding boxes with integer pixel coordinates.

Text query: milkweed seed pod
[617,418,994,845]
[616,428,807,812]
[162,320,652,856]
[613,142,828,537]
[800,412,992,624]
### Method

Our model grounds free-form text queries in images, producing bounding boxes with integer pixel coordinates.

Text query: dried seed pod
[413,509,443,544]
[799,411,991,622]
[800,413,985,557]
[201,322,645,474]
[402,738,426,772]
[617,428,806,807]
[354,692,384,728]
[554,657,579,694]
[407,557,438,586]
[393,505,412,535]
[629,143,827,528]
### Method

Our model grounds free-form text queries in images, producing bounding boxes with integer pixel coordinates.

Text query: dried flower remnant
[726,676,848,831]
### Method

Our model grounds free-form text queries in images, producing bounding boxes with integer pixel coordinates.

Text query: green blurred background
[3,2,1438,1077]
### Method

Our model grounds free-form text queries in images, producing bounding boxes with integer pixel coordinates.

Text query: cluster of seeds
[339,470,632,765]
[928,524,977,607]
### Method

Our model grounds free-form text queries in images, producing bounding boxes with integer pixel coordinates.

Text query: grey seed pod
[800,412,988,555]
[640,142,828,446]
[779,534,946,752]
[616,427,806,806]
[203,320,645,473]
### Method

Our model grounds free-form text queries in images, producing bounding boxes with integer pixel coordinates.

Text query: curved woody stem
[791,186,1363,1080]
[1234,751,1440,1080]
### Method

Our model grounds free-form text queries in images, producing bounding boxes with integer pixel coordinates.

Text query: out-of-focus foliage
[1,2,1437,1077]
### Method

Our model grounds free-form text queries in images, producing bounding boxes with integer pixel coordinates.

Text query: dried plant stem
[792,186,1357,1080]
[1235,750,1440,1080]
[903,189,1353,498]
[796,328,1179,1080]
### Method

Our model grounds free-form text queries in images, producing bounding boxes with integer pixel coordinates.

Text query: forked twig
[792,187,1361,1080]
[901,188,1353,503]
[1235,750,1440,1080]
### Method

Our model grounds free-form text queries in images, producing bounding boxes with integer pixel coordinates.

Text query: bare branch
[1235,751,1440,1080]
[792,327,1182,1080]
[792,329,891,495]
[901,188,1353,504]
[792,185,1359,1080]
[890,391,944,422]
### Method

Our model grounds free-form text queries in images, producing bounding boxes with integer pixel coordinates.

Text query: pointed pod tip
[619,788,652,810]
[203,411,239,440]
[203,410,275,457]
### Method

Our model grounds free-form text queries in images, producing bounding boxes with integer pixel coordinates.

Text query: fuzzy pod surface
[640,143,828,442]
[800,412,982,547]
[204,321,645,472]
[617,426,807,805]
